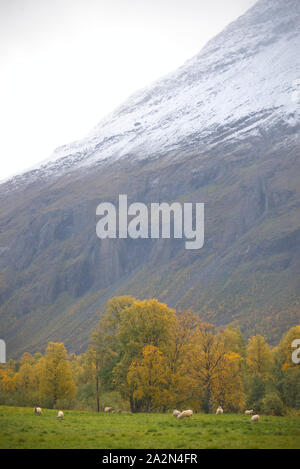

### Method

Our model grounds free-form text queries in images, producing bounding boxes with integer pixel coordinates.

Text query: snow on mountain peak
[3,0,300,188]
[84,0,300,159]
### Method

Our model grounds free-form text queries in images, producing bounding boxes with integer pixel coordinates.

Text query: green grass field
[0,406,299,449]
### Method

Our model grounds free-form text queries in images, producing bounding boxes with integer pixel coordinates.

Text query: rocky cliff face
[0,0,299,357]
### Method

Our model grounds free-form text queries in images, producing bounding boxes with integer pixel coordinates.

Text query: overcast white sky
[0,0,257,180]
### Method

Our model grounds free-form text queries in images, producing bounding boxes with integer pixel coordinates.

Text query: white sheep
[177,409,193,419]
[251,414,260,422]
[104,407,112,413]
[216,406,223,414]
[34,406,42,415]
[173,409,181,417]
[57,410,64,419]
[245,409,254,415]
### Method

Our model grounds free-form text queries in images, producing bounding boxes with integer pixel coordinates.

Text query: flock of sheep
[33,405,260,422]
[33,406,64,419]
[173,407,260,422]
[104,407,129,414]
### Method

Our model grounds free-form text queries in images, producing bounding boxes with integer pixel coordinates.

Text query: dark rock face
[1,120,299,357]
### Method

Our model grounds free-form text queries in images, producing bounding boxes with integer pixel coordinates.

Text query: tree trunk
[130,394,135,413]
[207,384,213,414]
[95,360,100,413]
[146,398,152,413]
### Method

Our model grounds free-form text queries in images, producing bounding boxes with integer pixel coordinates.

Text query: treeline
[0,296,299,415]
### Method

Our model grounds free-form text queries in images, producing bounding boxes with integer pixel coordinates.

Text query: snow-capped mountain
[3,0,299,190]
[1,0,299,357]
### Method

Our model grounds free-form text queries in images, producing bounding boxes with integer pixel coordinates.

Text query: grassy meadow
[0,406,299,449]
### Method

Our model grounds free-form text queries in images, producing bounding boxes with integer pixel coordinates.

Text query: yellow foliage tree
[222,326,246,357]
[39,342,76,408]
[246,334,273,376]
[0,367,18,393]
[114,299,177,410]
[167,310,200,372]
[276,325,300,369]
[127,345,172,412]
[211,351,245,412]
[185,322,240,412]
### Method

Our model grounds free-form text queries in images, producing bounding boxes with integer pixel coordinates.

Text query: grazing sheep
[104,407,112,413]
[34,407,42,415]
[173,409,181,417]
[245,409,254,415]
[177,410,193,419]
[57,410,64,419]
[216,406,224,414]
[251,414,260,422]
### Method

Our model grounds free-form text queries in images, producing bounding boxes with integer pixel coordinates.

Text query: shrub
[262,393,285,416]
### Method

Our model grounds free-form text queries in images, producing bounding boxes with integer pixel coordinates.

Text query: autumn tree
[222,326,246,358]
[273,325,300,409]
[16,360,40,405]
[245,334,274,411]
[0,366,18,394]
[39,342,76,408]
[113,299,177,411]
[167,310,200,371]
[186,322,231,413]
[211,351,245,412]
[246,334,273,376]
[85,339,114,412]
[127,345,172,412]
[181,321,245,412]
[86,296,137,410]
[161,310,200,408]
[276,325,300,368]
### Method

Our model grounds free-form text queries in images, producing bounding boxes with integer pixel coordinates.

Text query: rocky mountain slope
[0,0,299,357]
